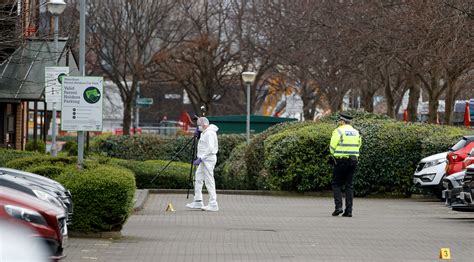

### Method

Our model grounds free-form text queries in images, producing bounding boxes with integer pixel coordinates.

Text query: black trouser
[332,157,358,213]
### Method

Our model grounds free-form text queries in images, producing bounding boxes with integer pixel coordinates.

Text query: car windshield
[450,138,467,151]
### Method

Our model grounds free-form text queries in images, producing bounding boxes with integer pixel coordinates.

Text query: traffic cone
[464,102,471,127]
[165,203,175,212]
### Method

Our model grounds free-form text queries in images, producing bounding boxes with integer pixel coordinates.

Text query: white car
[413,152,448,195]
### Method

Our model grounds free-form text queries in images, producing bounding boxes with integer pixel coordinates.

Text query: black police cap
[338,112,353,122]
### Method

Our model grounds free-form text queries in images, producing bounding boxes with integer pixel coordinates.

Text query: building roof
[0,38,79,101]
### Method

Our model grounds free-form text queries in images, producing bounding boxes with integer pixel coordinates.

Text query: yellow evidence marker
[166,203,176,212]
[439,248,451,260]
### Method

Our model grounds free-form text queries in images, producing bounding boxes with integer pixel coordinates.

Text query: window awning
[0,38,79,101]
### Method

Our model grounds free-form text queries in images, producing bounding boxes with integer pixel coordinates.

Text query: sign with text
[61,76,103,131]
[45,66,69,104]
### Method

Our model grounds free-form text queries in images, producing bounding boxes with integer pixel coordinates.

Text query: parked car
[446,135,474,175]
[459,164,474,208]
[0,168,73,224]
[0,172,70,223]
[441,170,465,206]
[413,152,447,196]
[460,148,474,170]
[0,186,67,260]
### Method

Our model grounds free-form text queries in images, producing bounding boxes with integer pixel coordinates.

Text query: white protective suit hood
[197,124,219,161]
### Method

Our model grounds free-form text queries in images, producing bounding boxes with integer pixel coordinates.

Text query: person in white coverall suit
[186,117,219,211]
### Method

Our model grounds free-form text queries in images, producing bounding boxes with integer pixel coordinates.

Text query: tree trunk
[302,96,316,120]
[300,80,316,120]
[361,88,374,113]
[203,101,213,116]
[427,73,441,124]
[384,81,396,118]
[427,98,439,124]
[444,78,457,125]
[122,97,133,135]
[407,81,420,122]
[329,95,343,113]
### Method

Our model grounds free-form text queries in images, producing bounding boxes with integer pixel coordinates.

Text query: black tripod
[149,109,205,199]
[149,132,199,199]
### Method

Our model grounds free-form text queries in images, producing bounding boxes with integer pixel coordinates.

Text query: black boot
[332,209,343,216]
[342,211,352,217]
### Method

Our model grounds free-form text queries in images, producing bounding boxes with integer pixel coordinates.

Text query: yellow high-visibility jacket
[329,124,362,158]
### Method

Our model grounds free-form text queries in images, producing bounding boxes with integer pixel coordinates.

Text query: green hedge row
[0,149,39,166]
[25,140,46,153]
[56,166,135,232]
[221,111,471,196]
[6,155,76,170]
[109,158,189,189]
[264,124,334,191]
[242,121,315,190]
[91,133,246,179]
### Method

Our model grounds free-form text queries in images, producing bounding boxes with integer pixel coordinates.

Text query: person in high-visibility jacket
[329,112,361,217]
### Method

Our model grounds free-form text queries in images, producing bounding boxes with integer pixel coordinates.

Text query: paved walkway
[64,194,474,261]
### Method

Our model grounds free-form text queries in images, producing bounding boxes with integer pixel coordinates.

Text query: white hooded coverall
[194,124,219,207]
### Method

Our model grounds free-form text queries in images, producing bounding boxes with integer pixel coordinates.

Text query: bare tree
[86,0,182,134]
[151,1,240,115]
[0,0,21,62]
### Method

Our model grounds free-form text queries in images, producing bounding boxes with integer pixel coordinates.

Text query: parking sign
[61,76,104,131]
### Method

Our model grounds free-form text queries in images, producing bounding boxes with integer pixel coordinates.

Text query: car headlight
[4,205,48,226]
[443,181,449,189]
[33,189,65,210]
[424,159,446,169]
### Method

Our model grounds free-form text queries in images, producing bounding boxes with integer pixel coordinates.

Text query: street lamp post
[48,0,66,157]
[241,71,256,143]
[77,0,86,166]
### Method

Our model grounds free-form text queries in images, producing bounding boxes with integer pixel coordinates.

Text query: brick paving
[64,194,474,261]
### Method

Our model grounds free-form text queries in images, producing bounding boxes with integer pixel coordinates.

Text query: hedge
[56,165,135,232]
[259,117,472,196]
[25,140,46,153]
[0,149,40,166]
[92,134,191,162]
[62,141,78,156]
[319,110,392,123]
[243,121,315,189]
[219,143,249,190]
[5,155,76,170]
[264,124,334,191]
[109,158,189,189]
[91,133,246,178]
[25,165,65,180]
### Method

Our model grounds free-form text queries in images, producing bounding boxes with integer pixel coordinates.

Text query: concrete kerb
[148,189,435,199]
[133,189,150,212]
[69,231,121,239]
[149,189,334,197]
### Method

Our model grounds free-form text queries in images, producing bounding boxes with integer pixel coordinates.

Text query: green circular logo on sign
[83,86,101,104]
[57,73,67,84]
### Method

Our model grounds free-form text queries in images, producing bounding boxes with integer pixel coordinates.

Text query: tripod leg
[150,136,194,185]
[186,136,197,199]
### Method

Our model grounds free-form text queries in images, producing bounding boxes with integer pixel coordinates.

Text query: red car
[0,186,67,261]
[446,135,474,175]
